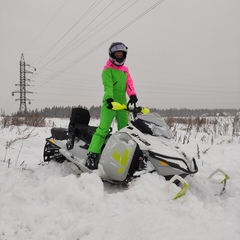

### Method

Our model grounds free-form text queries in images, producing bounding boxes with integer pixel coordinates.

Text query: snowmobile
[43,102,198,198]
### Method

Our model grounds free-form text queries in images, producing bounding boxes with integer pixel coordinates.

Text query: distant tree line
[149,108,240,117]
[23,105,240,118]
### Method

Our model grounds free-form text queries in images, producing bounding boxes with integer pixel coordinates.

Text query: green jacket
[102,59,137,106]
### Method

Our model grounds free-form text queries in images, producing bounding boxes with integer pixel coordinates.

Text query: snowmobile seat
[71,124,97,144]
[67,107,96,144]
[69,107,90,126]
[51,128,69,140]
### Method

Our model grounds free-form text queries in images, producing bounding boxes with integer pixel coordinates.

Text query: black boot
[85,152,99,170]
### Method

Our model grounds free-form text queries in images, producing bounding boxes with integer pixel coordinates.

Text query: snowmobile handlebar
[111,101,150,116]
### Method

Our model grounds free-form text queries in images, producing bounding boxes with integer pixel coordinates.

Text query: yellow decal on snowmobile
[50,139,55,144]
[117,167,124,174]
[112,148,132,174]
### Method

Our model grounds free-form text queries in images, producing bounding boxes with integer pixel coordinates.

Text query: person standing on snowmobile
[85,42,138,170]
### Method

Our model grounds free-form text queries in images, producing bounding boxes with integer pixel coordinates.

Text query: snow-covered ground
[0,117,240,240]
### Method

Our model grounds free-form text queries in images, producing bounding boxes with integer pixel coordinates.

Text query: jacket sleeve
[126,71,137,97]
[102,68,113,102]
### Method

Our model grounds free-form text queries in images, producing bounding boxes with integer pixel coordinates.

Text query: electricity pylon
[12,54,36,114]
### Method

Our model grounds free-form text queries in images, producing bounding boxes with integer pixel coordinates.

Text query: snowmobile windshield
[137,113,173,139]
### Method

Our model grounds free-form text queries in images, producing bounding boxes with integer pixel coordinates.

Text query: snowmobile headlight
[50,139,56,144]
[159,160,169,166]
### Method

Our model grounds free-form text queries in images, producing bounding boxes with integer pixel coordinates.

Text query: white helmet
[109,42,128,66]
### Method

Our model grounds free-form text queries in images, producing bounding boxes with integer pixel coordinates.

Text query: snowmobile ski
[209,168,230,196]
[165,175,189,200]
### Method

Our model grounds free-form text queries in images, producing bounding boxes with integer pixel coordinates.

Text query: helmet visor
[110,44,127,53]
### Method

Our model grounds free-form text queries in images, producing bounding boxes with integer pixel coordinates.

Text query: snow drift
[0,117,239,240]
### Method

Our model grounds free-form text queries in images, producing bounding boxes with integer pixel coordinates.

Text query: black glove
[106,98,114,109]
[129,95,138,104]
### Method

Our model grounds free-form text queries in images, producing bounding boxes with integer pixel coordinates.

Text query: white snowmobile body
[43,105,198,184]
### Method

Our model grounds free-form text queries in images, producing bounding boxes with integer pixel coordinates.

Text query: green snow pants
[88,106,128,154]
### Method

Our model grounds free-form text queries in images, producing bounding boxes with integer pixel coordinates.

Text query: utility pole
[12,54,36,114]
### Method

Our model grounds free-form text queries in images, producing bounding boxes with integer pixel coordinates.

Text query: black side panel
[132,118,153,135]
[128,144,143,177]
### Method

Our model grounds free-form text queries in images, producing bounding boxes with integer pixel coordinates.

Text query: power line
[24,0,70,53]
[32,0,139,87]
[36,0,135,74]
[33,0,103,68]
[33,0,165,91]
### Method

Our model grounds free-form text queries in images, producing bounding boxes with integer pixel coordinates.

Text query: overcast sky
[0,0,240,114]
